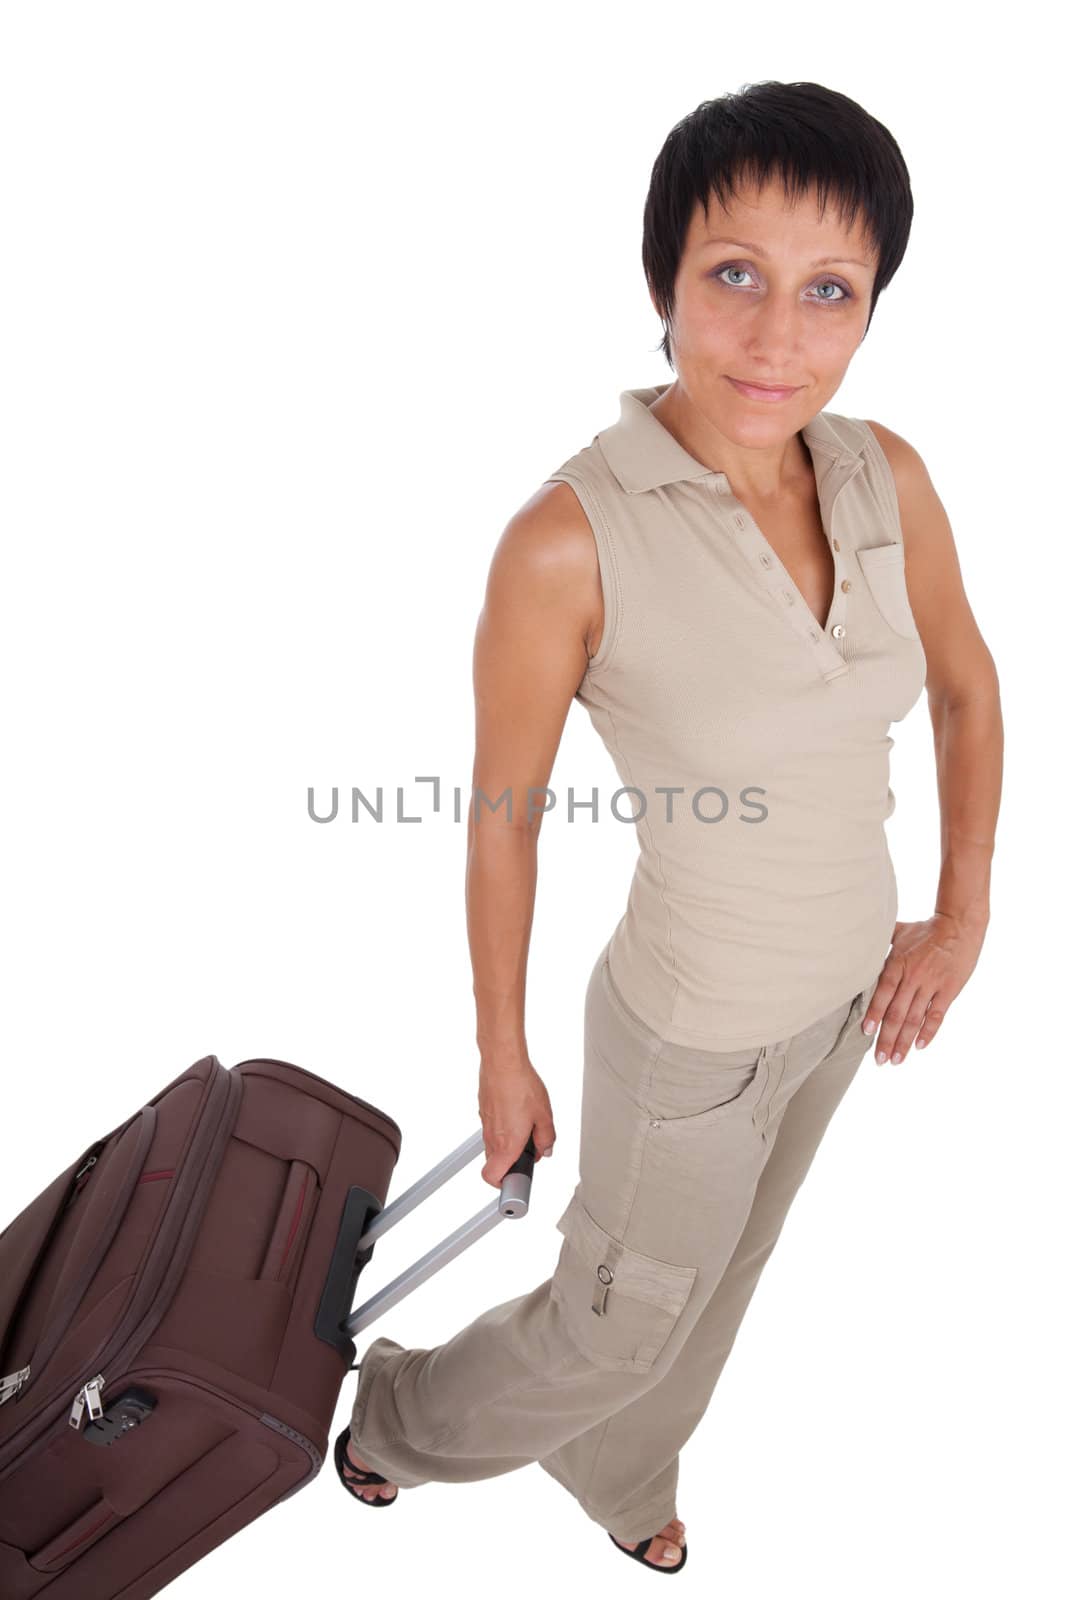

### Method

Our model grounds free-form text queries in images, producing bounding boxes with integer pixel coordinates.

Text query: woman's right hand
[478,1057,557,1189]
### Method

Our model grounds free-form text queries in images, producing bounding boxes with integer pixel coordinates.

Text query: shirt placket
[708,452,866,684]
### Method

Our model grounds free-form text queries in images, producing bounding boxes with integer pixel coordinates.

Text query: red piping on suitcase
[55,1507,116,1559]
[280,1169,310,1269]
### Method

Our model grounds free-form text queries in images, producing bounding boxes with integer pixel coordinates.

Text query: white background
[1,3,1060,1596]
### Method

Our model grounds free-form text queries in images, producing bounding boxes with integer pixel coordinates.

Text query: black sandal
[333,1425,399,1508]
[608,1531,688,1572]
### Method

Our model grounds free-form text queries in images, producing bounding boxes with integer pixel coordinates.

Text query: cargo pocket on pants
[548,1191,696,1374]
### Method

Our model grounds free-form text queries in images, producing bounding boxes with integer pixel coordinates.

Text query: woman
[335,81,1003,1572]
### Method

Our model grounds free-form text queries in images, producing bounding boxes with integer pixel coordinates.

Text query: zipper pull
[0,1366,30,1406]
[64,1154,99,1212]
[69,1373,106,1431]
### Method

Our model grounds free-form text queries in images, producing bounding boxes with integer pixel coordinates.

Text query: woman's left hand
[863,911,987,1065]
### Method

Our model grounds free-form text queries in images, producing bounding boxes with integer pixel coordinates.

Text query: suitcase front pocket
[549,1193,696,1374]
[28,1495,120,1573]
[1,1370,313,1593]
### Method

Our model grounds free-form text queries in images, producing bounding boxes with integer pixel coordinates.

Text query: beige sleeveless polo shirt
[546,384,927,1050]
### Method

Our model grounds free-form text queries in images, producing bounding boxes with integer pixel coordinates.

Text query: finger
[914,993,949,1050]
[863,967,903,1051]
[875,982,919,1064]
[888,990,935,1063]
[870,972,902,1062]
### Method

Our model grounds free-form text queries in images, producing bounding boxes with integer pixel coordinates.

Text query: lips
[727,376,801,401]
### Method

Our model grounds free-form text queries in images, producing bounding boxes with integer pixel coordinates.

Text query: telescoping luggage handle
[314,1130,537,1366]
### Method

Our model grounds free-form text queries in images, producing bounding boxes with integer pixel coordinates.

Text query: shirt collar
[597,384,862,495]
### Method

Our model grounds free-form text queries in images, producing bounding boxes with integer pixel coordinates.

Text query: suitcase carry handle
[315,1131,537,1366]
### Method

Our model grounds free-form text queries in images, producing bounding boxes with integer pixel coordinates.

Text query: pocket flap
[856,539,906,569]
[555,1192,696,1318]
[856,541,919,639]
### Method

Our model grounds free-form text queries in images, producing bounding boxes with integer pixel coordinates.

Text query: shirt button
[783,590,795,605]
[597,1263,614,1284]
[841,579,851,592]
[831,623,846,639]
[833,538,841,551]
[759,552,772,568]
[734,512,746,529]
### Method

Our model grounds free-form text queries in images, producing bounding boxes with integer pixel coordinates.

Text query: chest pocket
[856,541,920,640]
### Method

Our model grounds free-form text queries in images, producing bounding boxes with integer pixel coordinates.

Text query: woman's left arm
[861,420,1004,1066]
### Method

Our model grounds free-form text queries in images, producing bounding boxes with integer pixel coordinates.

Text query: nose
[742,290,806,366]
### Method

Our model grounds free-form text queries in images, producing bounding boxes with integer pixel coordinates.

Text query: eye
[812,280,850,302]
[715,264,755,288]
[713,264,852,302]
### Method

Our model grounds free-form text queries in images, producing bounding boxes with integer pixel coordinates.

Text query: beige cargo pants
[347,943,879,1544]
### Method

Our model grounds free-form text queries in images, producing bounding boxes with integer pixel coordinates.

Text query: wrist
[934,903,989,935]
[477,1040,531,1073]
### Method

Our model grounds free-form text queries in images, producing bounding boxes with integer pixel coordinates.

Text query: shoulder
[492,480,597,582]
[859,418,930,501]
[480,481,601,652]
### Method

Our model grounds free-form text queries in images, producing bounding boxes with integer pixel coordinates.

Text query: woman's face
[657,173,878,437]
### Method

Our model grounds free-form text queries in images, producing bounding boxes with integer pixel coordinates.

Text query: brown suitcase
[0,1052,535,1597]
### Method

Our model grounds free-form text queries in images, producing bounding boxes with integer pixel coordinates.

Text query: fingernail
[891,1052,902,1064]
[544,1146,553,1157]
[876,1050,887,1063]
[915,1039,926,1049]
[863,1019,876,1035]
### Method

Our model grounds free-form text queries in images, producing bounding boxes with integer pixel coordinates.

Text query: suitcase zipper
[0,1367,30,1405]
[68,1374,106,1430]
[0,1148,108,1411]
[3,1110,159,1414]
[0,1062,243,1482]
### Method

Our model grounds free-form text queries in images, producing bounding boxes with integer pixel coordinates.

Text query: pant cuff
[347,1335,405,1458]
[604,1491,682,1545]
[539,1457,678,1545]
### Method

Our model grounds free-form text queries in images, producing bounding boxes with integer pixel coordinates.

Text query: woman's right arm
[468,480,602,1187]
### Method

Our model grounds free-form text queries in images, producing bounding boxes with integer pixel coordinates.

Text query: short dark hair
[642,81,914,369]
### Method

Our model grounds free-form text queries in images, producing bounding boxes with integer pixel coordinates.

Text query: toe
[356,1472,398,1497]
[648,1519,686,1565]
[615,1518,686,1567]
[341,1441,399,1501]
